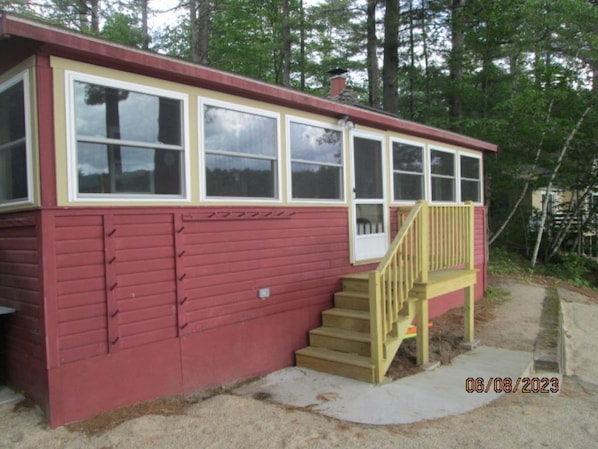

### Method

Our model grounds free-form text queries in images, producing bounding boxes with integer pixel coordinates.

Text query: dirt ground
[2,275,598,449]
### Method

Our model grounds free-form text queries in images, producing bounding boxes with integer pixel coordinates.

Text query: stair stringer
[377,297,418,377]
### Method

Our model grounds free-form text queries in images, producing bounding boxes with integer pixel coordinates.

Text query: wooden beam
[369,271,385,383]
[416,299,429,365]
[464,285,475,342]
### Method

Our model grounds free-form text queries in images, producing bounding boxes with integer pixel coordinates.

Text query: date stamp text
[465,377,560,394]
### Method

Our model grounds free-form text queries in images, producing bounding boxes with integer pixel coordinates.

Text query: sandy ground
[1,277,597,449]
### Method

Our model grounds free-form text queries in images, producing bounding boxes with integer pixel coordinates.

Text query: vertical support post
[419,201,429,283]
[416,299,429,365]
[466,202,475,271]
[369,271,384,383]
[416,200,429,366]
[464,202,475,342]
[464,286,475,343]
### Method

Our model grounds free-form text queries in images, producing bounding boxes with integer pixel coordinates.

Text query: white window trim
[390,137,427,205]
[198,97,282,203]
[65,70,191,203]
[286,115,346,204]
[459,152,484,205]
[428,146,457,204]
[0,70,34,208]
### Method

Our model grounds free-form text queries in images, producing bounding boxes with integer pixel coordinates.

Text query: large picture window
[70,75,186,198]
[0,72,30,205]
[430,149,455,202]
[289,120,343,201]
[202,102,278,199]
[392,141,424,201]
[460,154,482,203]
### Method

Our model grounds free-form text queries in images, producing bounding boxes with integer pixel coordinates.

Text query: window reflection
[290,122,343,200]
[392,142,424,202]
[74,80,184,196]
[203,104,278,199]
[0,79,28,203]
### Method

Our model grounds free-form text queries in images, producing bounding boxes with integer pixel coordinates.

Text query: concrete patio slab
[235,346,533,425]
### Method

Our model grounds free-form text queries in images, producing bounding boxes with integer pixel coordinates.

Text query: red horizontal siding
[55,215,108,363]
[179,207,351,333]
[0,211,46,408]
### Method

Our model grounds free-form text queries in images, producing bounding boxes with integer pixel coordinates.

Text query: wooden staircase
[295,201,478,383]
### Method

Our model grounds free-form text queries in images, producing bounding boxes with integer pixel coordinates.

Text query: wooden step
[341,272,370,293]
[295,346,375,382]
[309,326,371,356]
[334,291,370,311]
[322,308,370,332]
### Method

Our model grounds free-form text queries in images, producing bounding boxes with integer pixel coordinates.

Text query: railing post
[466,201,475,270]
[419,200,429,283]
[369,270,384,383]
[464,201,475,343]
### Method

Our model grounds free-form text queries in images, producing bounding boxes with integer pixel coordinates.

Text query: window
[392,141,424,201]
[70,74,186,198]
[202,102,278,199]
[460,154,482,203]
[289,120,343,200]
[541,191,557,215]
[430,149,455,202]
[0,72,30,205]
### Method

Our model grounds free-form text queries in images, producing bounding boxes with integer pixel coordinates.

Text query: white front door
[351,132,388,262]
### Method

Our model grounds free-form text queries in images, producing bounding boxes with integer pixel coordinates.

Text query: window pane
[356,204,384,235]
[78,142,182,194]
[0,80,27,202]
[394,172,424,201]
[430,150,454,176]
[393,142,423,172]
[0,141,27,201]
[460,155,480,179]
[0,81,25,145]
[204,105,276,157]
[431,177,455,202]
[290,122,342,164]
[461,180,480,202]
[206,154,275,198]
[291,163,341,200]
[74,82,182,146]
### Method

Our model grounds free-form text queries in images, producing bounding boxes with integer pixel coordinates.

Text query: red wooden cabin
[0,12,497,427]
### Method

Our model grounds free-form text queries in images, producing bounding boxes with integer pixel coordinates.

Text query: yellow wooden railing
[369,201,475,382]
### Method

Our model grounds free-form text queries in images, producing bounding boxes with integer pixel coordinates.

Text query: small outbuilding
[0,12,497,427]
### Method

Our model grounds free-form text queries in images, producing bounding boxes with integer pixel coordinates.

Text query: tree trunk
[140,0,150,50]
[530,106,592,267]
[382,0,399,113]
[190,0,209,64]
[299,0,306,91]
[421,0,430,121]
[449,0,466,124]
[366,0,380,108]
[408,0,421,119]
[281,0,292,87]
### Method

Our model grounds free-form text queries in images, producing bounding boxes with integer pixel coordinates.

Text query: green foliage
[488,247,531,276]
[541,253,593,288]
[490,246,598,289]
[100,12,145,47]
